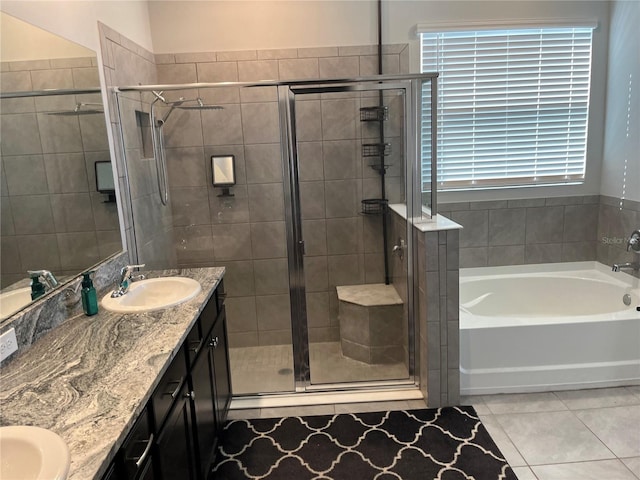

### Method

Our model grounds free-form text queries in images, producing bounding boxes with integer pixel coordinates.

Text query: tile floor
[229,386,640,480]
[229,342,409,395]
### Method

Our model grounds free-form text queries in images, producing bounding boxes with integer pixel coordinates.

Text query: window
[420,25,595,190]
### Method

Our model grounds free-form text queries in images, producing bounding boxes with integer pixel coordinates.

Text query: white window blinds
[420,26,594,190]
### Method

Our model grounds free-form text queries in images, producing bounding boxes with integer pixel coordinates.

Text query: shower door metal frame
[279,78,423,392]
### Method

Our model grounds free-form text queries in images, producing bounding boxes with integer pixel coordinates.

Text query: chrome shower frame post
[278,85,310,392]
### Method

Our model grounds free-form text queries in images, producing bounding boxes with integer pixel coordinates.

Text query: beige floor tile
[479,414,527,467]
[511,466,537,480]
[496,411,614,465]
[333,400,423,414]
[575,406,640,458]
[621,457,640,478]
[555,387,640,410]
[227,408,262,420]
[461,395,491,414]
[481,392,567,414]
[626,386,640,400]
[532,459,638,480]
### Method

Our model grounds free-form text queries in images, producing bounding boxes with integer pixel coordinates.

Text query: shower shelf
[369,163,391,174]
[361,198,388,215]
[362,143,391,157]
[359,106,388,122]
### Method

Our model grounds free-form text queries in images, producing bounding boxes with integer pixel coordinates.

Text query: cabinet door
[155,384,196,480]
[211,309,232,433]
[190,342,217,480]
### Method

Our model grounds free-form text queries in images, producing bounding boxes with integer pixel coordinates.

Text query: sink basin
[101,277,202,313]
[0,287,33,320]
[0,425,70,480]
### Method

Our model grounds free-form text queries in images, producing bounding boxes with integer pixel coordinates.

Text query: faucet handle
[627,230,640,253]
[27,269,59,288]
[121,264,146,275]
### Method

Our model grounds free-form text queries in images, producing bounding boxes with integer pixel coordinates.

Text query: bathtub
[459,261,640,395]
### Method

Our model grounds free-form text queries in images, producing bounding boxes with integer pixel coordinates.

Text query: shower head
[46,102,104,115]
[174,97,224,110]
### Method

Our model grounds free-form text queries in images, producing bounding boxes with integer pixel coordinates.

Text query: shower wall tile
[57,231,100,270]
[79,115,110,151]
[37,113,84,153]
[3,155,49,195]
[562,241,597,262]
[323,140,360,180]
[221,260,255,297]
[163,109,204,147]
[237,60,279,82]
[451,210,488,248]
[0,114,42,156]
[201,105,244,145]
[563,204,599,242]
[320,98,358,140]
[213,223,251,261]
[298,142,325,181]
[298,47,339,58]
[173,225,214,264]
[324,179,360,217]
[525,206,565,244]
[217,50,257,62]
[304,256,329,292]
[302,219,328,256]
[258,329,293,346]
[294,100,323,142]
[170,187,211,226]
[166,147,207,187]
[15,234,61,272]
[241,102,280,144]
[318,56,360,78]
[225,296,258,332]
[326,217,362,255]
[250,221,286,259]
[50,193,94,232]
[327,254,364,287]
[253,258,289,295]
[156,63,197,84]
[10,195,56,234]
[31,68,74,90]
[487,245,524,266]
[300,181,326,219]
[256,294,291,331]
[488,208,526,246]
[525,243,563,264]
[257,48,298,60]
[196,61,238,82]
[278,58,319,80]
[248,183,285,222]
[244,143,283,184]
[175,52,217,63]
[307,292,330,327]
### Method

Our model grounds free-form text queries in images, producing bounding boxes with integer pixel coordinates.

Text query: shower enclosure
[114,74,437,397]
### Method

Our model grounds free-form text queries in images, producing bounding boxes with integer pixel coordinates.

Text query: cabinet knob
[209,336,219,348]
[184,390,195,400]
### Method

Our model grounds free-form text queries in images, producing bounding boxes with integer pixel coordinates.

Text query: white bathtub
[460,261,640,395]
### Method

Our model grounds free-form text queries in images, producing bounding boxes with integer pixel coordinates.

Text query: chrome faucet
[27,270,59,289]
[612,262,640,273]
[611,230,640,273]
[111,264,145,298]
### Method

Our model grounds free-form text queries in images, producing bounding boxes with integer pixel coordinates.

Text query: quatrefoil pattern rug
[211,406,517,480]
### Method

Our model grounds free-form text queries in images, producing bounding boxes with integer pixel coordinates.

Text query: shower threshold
[230,384,423,410]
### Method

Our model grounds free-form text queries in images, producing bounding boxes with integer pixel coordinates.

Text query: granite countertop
[0,267,225,480]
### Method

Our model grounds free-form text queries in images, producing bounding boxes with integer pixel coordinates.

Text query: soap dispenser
[30,273,46,301]
[81,271,99,316]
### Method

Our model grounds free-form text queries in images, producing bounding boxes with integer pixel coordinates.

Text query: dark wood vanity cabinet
[101,281,230,480]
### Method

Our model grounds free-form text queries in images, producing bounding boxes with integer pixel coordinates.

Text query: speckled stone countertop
[0,267,225,480]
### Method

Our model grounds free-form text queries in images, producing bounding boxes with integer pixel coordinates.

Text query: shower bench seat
[336,283,405,365]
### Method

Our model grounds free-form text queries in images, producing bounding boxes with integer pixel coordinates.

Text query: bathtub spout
[612,262,640,272]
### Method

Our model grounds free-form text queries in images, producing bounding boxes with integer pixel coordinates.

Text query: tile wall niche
[98,23,176,270]
[154,44,410,348]
[0,56,120,288]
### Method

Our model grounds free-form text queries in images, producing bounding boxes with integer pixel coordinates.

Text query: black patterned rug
[211,406,517,479]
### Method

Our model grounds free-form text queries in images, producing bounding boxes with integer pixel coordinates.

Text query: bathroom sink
[0,287,33,320]
[0,425,70,480]
[101,277,202,313]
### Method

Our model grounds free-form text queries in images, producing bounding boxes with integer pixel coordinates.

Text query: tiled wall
[440,196,601,268]
[154,44,410,347]
[598,196,640,278]
[417,226,461,407]
[98,23,176,270]
[0,57,120,288]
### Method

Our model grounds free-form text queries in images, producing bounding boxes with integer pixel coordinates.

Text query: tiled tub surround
[0,56,120,288]
[150,44,410,348]
[0,266,224,480]
[440,195,640,277]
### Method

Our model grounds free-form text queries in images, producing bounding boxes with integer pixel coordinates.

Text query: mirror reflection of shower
[149,91,224,205]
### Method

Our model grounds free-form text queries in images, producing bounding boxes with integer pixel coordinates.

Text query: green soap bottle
[81,271,99,316]
[30,274,46,301]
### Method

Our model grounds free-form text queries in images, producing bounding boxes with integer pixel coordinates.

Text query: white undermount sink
[101,277,202,313]
[0,425,70,480]
[0,287,33,320]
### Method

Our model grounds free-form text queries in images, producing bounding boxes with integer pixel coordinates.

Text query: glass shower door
[283,82,415,389]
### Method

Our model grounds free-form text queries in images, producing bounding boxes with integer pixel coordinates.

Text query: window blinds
[421,27,594,190]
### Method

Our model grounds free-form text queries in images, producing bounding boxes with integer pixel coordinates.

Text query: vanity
[0,267,230,480]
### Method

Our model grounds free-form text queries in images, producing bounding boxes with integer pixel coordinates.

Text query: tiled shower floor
[229,341,410,395]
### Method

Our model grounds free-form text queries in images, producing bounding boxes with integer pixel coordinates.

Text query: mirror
[211,155,236,187]
[0,12,123,319]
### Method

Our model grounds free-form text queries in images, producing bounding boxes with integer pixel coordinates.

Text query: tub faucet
[612,262,640,273]
[111,264,146,297]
